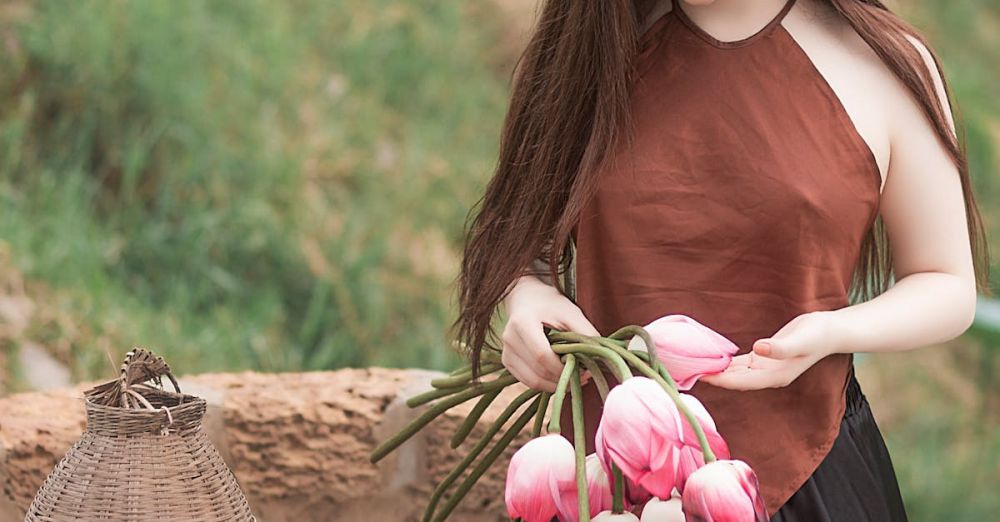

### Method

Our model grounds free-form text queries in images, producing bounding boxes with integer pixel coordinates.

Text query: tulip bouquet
[370,314,770,522]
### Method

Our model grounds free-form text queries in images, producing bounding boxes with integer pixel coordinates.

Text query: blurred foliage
[0,0,998,519]
[0,0,511,377]
[885,3,1000,520]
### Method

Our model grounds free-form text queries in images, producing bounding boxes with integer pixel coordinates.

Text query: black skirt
[770,369,909,522]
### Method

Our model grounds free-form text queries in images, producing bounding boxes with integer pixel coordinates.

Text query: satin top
[570,0,881,514]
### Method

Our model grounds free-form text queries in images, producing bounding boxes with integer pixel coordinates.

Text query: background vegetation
[0,0,996,519]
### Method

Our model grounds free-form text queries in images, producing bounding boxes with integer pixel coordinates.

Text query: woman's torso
[571,0,889,514]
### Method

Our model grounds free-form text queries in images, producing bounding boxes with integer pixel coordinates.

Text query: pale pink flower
[593,512,640,521]
[553,453,615,521]
[505,434,576,522]
[675,394,731,490]
[681,460,769,522]
[628,314,739,390]
[594,377,685,499]
[639,496,685,522]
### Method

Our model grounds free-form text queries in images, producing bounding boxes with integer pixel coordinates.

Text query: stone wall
[0,368,534,521]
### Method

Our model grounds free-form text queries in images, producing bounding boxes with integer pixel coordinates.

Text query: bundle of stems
[368,325,717,522]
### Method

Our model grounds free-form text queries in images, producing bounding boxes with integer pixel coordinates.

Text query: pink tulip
[553,453,615,521]
[505,434,577,522]
[675,394,730,491]
[595,377,686,499]
[681,460,769,522]
[624,479,653,507]
[628,314,739,390]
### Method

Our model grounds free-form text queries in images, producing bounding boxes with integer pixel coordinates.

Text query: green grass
[0,0,510,379]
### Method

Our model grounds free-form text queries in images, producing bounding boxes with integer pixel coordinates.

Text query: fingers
[752,311,830,360]
[699,367,754,390]
[551,306,601,337]
[501,347,558,393]
[753,337,798,359]
[499,298,601,393]
[501,319,564,392]
[515,320,566,382]
[700,353,799,390]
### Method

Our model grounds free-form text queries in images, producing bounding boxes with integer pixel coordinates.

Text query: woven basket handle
[118,348,181,409]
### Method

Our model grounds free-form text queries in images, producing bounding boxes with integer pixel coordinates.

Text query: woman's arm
[775,37,975,357]
[704,38,979,390]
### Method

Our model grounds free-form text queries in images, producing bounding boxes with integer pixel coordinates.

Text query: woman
[454,0,989,519]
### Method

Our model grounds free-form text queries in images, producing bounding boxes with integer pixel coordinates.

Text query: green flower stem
[549,343,632,383]
[451,387,503,448]
[598,341,716,463]
[421,389,539,522]
[406,371,513,408]
[577,355,610,401]
[432,394,543,522]
[611,462,625,513]
[607,325,666,384]
[547,354,578,434]
[570,368,591,522]
[618,349,682,391]
[532,392,551,437]
[548,330,603,347]
[432,362,504,389]
[592,336,680,392]
[370,373,519,463]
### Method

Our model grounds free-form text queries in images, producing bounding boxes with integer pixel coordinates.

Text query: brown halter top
[569,0,881,514]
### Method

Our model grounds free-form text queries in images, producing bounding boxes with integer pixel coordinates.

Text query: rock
[0,368,538,521]
[15,342,72,391]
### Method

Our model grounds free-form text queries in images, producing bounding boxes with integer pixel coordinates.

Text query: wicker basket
[25,348,256,521]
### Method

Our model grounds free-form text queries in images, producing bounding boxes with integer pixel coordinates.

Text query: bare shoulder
[787,0,889,79]
[897,32,956,132]
[794,0,952,126]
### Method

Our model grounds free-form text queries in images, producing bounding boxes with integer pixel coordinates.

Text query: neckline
[671,0,797,50]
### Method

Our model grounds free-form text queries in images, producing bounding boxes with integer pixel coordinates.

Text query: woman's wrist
[818,308,855,356]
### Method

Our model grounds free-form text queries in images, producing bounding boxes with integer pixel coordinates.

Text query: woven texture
[25,349,256,521]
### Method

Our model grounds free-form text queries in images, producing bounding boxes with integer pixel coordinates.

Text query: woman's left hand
[700,311,842,391]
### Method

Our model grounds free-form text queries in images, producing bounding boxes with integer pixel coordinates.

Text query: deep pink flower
[675,394,731,491]
[594,377,685,499]
[553,453,615,521]
[681,460,769,522]
[628,314,739,390]
[505,434,576,522]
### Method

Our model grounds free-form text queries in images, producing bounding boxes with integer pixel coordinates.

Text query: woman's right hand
[500,275,601,392]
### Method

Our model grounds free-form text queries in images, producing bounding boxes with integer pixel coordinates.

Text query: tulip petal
[640,314,739,390]
[505,435,577,522]
[681,460,768,522]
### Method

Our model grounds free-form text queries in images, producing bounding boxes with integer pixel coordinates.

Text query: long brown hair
[452,0,991,378]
